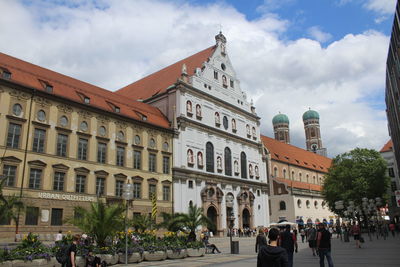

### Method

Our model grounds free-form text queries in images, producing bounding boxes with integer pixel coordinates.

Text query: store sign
[395,190,400,208]
[38,192,96,202]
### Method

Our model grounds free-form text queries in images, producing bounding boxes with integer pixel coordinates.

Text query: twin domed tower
[272,109,327,156]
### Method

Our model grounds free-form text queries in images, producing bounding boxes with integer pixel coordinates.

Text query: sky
[0,0,397,158]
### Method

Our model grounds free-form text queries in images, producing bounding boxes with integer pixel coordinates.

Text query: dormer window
[84,97,90,104]
[45,84,53,93]
[135,111,147,121]
[115,106,120,113]
[1,69,11,79]
[214,71,218,80]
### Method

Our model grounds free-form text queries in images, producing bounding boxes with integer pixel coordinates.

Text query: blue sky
[0,0,397,156]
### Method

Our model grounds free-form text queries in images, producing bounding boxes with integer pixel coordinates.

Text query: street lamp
[122,182,134,265]
[227,212,235,254]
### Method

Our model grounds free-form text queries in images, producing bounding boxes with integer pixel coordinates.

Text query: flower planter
[96,254,117,265]
[187,248,205,257]
[76,256,86,267]
[33,258,57,267]
[11,260,25,267]
[118,252,144,263]
[0,261,12,267]
[167,249,187,259]
[143,251,166,261]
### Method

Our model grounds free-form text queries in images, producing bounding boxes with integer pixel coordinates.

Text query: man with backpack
[278,225,298,267]
[57,234,80,267]
[317,223,334,267]
[257,228,288,267]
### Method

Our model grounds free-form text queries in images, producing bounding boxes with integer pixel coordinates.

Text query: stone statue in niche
[246,125,250,135]
[197,152,203,166]
[232,119,236,130]
[186,101,192,114]
[187,149,194,164]
[222,75,227,87]
[255,165,259,177]
[215,112,220,124]
[249,164,254,177]
[196,104,202,117]
[234,160,239,173]
[252,127,256,137]
[217,156,222,170]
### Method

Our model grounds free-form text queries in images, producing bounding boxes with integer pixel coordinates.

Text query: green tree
[322,148,390,216]
[174,203,213,241]
[68,201,125,247]
[0,177,24,226]
[157,212,184,232]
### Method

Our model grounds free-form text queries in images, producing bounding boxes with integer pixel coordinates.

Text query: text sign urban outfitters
[38,192,96,202]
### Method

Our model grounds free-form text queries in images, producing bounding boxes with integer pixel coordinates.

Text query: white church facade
[117,32,270,235]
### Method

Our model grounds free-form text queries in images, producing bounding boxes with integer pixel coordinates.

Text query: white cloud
[0,0,390,157]
[363,0,396,15]
[307,26,333,43]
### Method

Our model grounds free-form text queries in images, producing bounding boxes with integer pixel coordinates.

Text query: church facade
[118,33,270,235]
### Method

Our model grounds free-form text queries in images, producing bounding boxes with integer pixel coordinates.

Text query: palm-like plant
[0,177,24,225]
[67,201,125,247]
[130,214,154,233]
[157,212,184,232]
[174,203,214,241]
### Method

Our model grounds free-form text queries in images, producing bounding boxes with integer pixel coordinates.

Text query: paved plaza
[117,234,400,267]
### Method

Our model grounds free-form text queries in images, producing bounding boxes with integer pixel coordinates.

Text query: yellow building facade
[0,53,173,239]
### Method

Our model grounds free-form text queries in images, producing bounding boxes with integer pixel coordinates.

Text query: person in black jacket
[278,225,298,267]
[317,223,334,267]
[255,228,268,253]
[257,228,288,267]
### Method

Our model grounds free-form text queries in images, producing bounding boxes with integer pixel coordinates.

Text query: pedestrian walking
[307,224,318,256]
[350,222,361,248]
[257,228,288,267]
[63,234,79,267]
[256,228,268,253]
[389,222,396,237]
[278,225,298,267]
[300,228,306,243]
[317,223,334,267]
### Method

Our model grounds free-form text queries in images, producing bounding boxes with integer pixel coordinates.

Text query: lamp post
[228,212,235,254]
[122,182,134,265]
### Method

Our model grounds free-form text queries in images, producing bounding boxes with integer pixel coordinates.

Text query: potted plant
[186,240,205,257]
[163,232,187,259]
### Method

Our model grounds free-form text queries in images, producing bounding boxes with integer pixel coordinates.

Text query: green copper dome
[272,113,289,125]
[302,109,319,121]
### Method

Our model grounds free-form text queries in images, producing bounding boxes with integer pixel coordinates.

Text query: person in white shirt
[55,230,63,242]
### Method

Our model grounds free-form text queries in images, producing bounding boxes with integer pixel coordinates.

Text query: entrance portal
[242,208,250,228]
[207,206,218,235]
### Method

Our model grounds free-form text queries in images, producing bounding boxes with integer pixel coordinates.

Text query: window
[149,138,156,148]
[214,71,218,79]
[240,152,247,178]
[297,199,302,208]
[2,70,11,79]
[149,153,156,172]
[80,121,88,132]
[283,169,287,178]
[75,175,86,193]
[163,156,170,174]
[51,208,63,226]
[134,135,141,145]
[2,165,16,187]
[163,186,170,201]
[77,138,88,160]
[133,183,141,199]
[98,126,106,137]
[45,84,53,93]
[279,201,286,210]
[273,167,278,177]
[12,104,22,116]
[206,142,214,172]
[314,201,318,208]
[96,177,105,196]
[224,147,232,176]
[84,97,90,104]
[7,123,21,148]
[59,116,68,127]
[32,128,46,153]
[389,168,395,177]
[188,180,193,189]
[223,116,228,130]
[56,134,68,157]
[25,207,39,225]
[37,110,46,122]
[115,180,124,197]
[163,142,169,151]
[149,184,157,198]
[53,172,65,191]
[116,146,125,166]
[115,106,120,113]
[306,200,310,208]
[117,131,124,141]
[29,168,42,189]
[133,150,141,169]
[246,125,250,136]
[97,142,107,164]
[230,79,234,88]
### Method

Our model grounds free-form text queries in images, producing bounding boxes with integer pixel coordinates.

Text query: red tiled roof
[380,140,393,153]
[276,177,323,192]
[0,52,170,129]
[261,135,332,173]
[117,46,216,100]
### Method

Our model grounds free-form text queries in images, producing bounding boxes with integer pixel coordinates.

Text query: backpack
[56,244,70,264]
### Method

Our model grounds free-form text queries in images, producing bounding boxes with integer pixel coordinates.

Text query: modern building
[117,32,270,235]
[380,140,400,223]
[386,1,400,174]
[261,134,334,225]
[0,53,174,239]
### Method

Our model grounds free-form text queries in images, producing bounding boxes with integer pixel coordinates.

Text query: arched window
[314,201,318,208]
[224,147,232,176]
[283,169,287,178]
[279,201,286,210]
[297,199,302,208]
[240,152,247,178]
[299,173,302,182]
[306,174,309,183]
[292,171,295,179]
[306,200,310,208]
[206,142,214,172]
[273,167,278,177]
[313,176,316,184]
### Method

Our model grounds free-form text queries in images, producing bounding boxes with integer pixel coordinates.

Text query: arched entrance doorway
[242,208,250,228]
[207,206,218,235]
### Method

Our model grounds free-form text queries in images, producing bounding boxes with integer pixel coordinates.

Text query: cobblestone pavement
[118,233,400,267]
